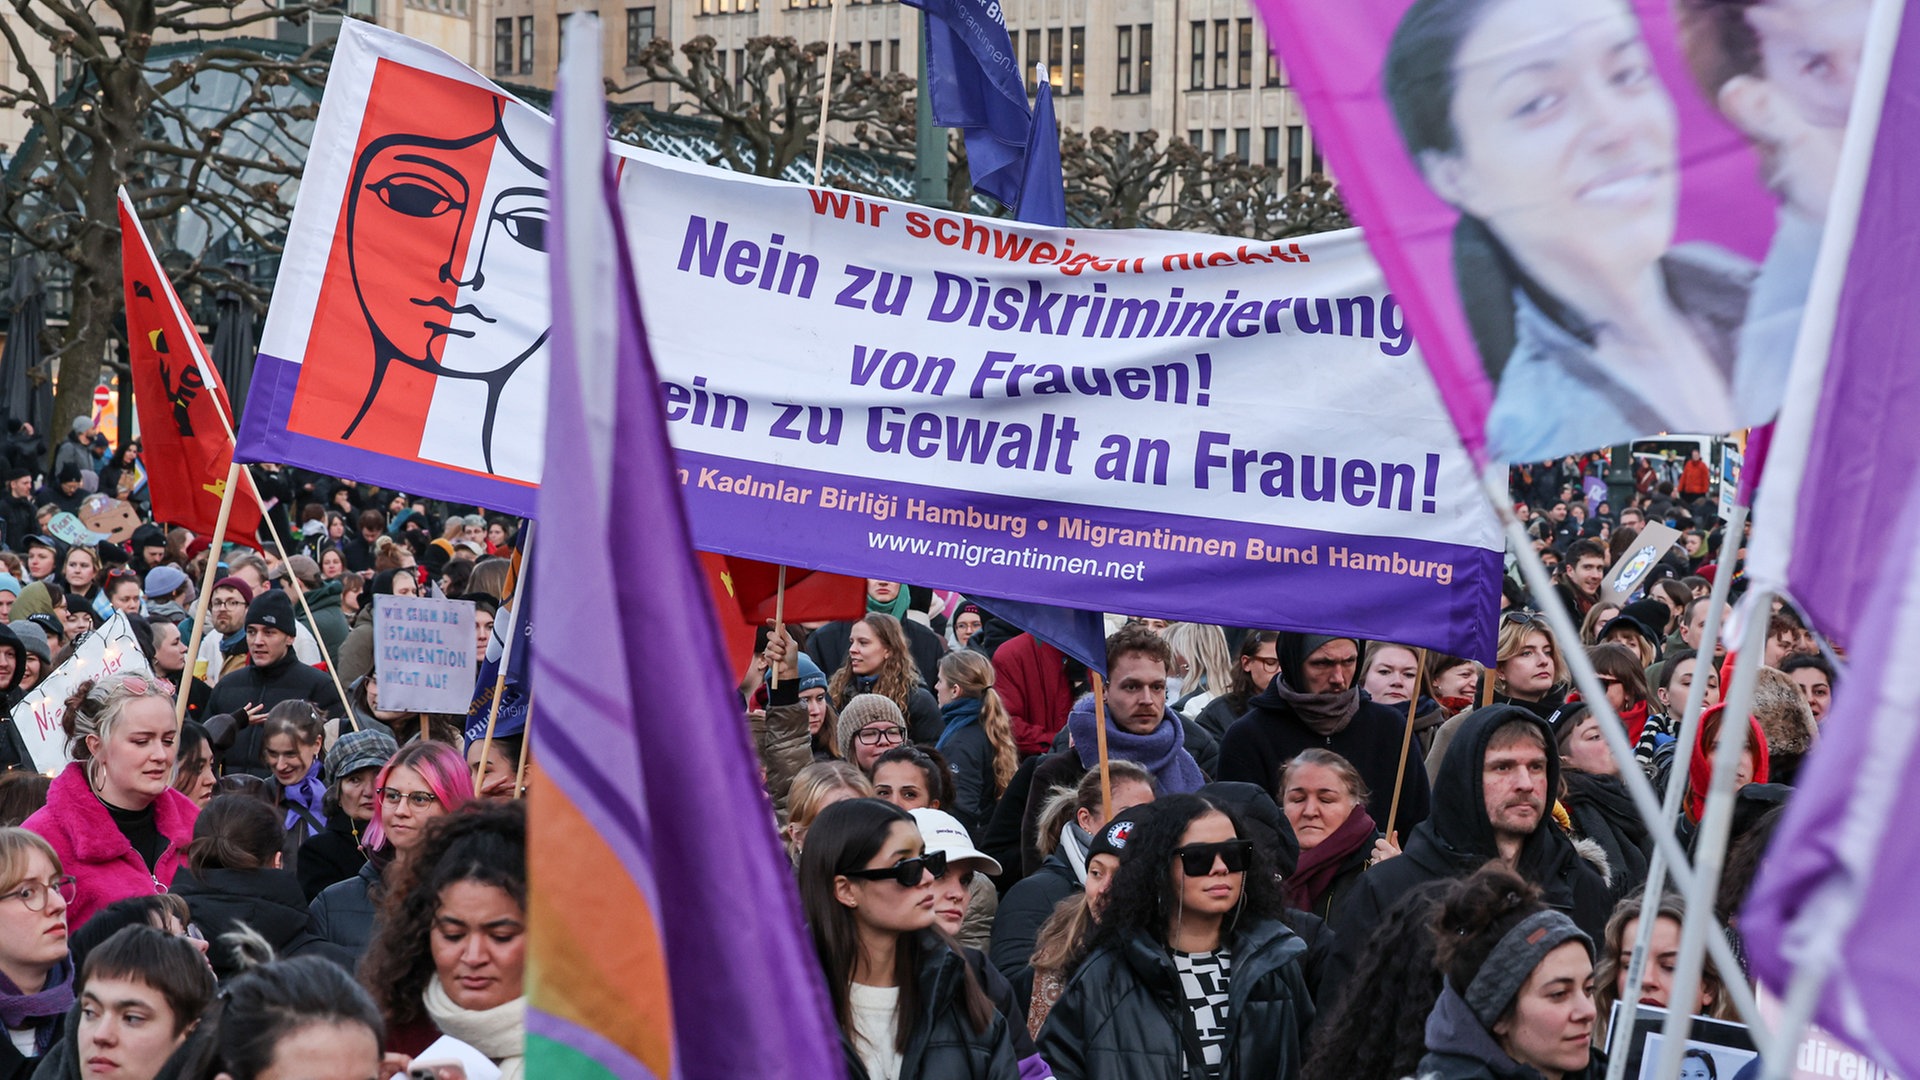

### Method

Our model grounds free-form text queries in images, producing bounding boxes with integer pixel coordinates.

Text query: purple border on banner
[235,354,539,516]
[675,449,1500,661]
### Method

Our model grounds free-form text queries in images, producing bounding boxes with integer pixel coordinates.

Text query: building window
[1211,128,1227,157]
[1311,143,1324,179]
[494,17,513,75]
[1236,19,1252,88]
[1116,27,1132,93]
[1266,39,1281,86]
[1026,29,1041,93]
[890,38,900,73]
[1189,22,1204,90]
[1189,128,1204,149]
[517,16,533,74]
[734,47,746,90]
[625,7,654,67]
[1235,128,1250,161]
[1213,20,1227,88]
[1138,25,1152,92]
[1263,126,1279,168]
[870,39,883,70]
[1047,29,1062,91]
[1069,27,1083,94]
[1287,124,1304,188]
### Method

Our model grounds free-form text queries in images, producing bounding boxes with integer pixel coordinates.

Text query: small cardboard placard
[373,594,476,714]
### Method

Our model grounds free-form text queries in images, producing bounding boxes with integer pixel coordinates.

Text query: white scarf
[423,977,526,1080]
[1058,823,1091,885]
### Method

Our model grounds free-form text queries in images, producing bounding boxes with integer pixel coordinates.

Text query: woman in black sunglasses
[799,798,1021,1080]
[1037,793,1313,1080]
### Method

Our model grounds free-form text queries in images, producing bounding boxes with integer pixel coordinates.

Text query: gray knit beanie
[836,693,906,761]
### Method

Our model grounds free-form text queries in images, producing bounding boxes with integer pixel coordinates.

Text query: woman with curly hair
[1302,881,1451,1080]
[933,650,1018,835]
[1036,792,1314,1080]
[827,614,940,746]
[362,800,525,1077]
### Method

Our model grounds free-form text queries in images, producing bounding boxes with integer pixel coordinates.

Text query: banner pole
[1480,468,1770,1037]
[515,691,536,798]
[1385,648,1424,841]
[1092,671,1111,824]
[811,0,845,186]
[475,523,536,786]
[254,507,354,713]
[175,460,243,730]
[1653,586,1775,1080]
[1605,504,1747,1080]
[767,565,787,691]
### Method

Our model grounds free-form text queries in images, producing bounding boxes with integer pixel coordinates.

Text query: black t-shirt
[105,799,164,872]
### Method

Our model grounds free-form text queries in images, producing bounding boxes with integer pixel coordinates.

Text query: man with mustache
[1328,706,1611,985]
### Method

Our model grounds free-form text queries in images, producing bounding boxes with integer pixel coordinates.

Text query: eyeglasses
[842,851,946,888]
[1248,654,1280,670]
[209,598,247,610]
[378,788,441,808]
[1501,610,1546,627]
[4,875,77,912]
[1173,839,1255,877]
[853,725,906,747]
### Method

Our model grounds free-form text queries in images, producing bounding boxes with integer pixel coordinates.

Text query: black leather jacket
[840,933,1023,1080]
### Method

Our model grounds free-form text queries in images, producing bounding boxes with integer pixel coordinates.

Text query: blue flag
[904,0,1031,206]
[1015,67,1065,226]
[975,595,1106,675]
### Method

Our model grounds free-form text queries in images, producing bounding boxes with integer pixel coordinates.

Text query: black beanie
[245,589,298,635]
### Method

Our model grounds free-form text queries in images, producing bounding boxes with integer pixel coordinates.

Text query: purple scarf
[281,759,326,837]
[1067,695,1206,794]
[0,955,73,1055]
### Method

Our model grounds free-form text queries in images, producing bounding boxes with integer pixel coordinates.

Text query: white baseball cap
[909,808,1003,877]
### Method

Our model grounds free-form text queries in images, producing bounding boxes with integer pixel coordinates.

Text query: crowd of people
[0,443,1829,1080]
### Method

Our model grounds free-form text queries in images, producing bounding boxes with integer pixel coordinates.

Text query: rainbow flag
[525,16,845,1078]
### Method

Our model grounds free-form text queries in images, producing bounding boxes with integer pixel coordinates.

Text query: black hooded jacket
[1331,706,1611,980]
[1215,633,1430,833]
[0,622,34,769]
[1036,917,1314,1080]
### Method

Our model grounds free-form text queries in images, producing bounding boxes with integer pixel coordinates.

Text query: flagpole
[1481,468,1770,1036]
[1092,671,1110,823]
[767,565,787,690]
[1652,587,1775,1079]
[515,692,536,798]
[474,522,536,787]
[175,460,243,729]
[811,0,846,185]
[1604,504,1746,1080]
[1385,648,1424,842]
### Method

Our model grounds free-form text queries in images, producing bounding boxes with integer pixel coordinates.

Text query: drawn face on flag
[289,61,550,484]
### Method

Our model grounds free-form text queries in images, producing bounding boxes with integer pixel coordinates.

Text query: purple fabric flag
[1741,468,1920,1078]
[902,0,1030,206]
[1747,2,1919,644]
[974,595,1105,675]
[525,17,844,1079]
[1014,70,1065,227]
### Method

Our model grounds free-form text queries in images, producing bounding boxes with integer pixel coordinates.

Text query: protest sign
[1719,447,1744,523]
[245,23,1502,659]
[619,153,1503,659]
[1248,0,1870,464]
[374,594,477,714]
[1607,1004,1757,1080]
[1602,523,1681,606]
[12,614,152,773]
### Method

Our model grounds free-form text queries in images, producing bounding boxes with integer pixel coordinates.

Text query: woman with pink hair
[307,739,473,957]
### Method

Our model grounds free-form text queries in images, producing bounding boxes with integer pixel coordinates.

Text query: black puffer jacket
[987,847,1079,980]
[296,808,369,901]
[1037,917,1314,1080]
[306,858,383,958]
[1332,707,1611,981]
[171,866,354,972]
[840,933,1022,1080]
[207,649,343,775]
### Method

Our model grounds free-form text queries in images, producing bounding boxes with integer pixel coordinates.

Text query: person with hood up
[1415,866,1596,1080]
[0,469,35,554]
[0,622,33,769]
[205,591,343,777]
[1217,632,1431,835]
[168,795,351,980]
[1036,792,1315,1080]
[1332,706,1611,982]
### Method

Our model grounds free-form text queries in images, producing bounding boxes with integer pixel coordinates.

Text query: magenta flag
[1246,0,1869,464]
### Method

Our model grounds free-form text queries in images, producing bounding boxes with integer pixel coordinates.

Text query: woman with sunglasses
[799,798,1021,1080]
[0,828,75,1079]
[307,741,472,958]
[1037,793,1312,1080]
[23,676,199,930]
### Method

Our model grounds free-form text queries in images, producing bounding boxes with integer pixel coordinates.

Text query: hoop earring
[88,759,105,793]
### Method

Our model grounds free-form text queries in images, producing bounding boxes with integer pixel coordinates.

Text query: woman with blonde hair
[0,827,75,1076]
[784,761,874,863]
[1491,611,1569,718]
[1160,622,1235,720]
[827,613,940,745]
[934,650,1018,835]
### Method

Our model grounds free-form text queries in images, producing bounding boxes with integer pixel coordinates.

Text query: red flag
[118,191,262,548]
[720,557,868,625]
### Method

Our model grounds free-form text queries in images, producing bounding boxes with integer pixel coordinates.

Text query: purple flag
[974,595,1105,675]
[902,0,1030,206]
[1741,468,1920,1078]
[1747,3,1917,645]
[1014,69,1065,227]
[525,17,844,1078]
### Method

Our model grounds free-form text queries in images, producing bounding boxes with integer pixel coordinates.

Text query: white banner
[14,614,153,774]
[373,594,476,714]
